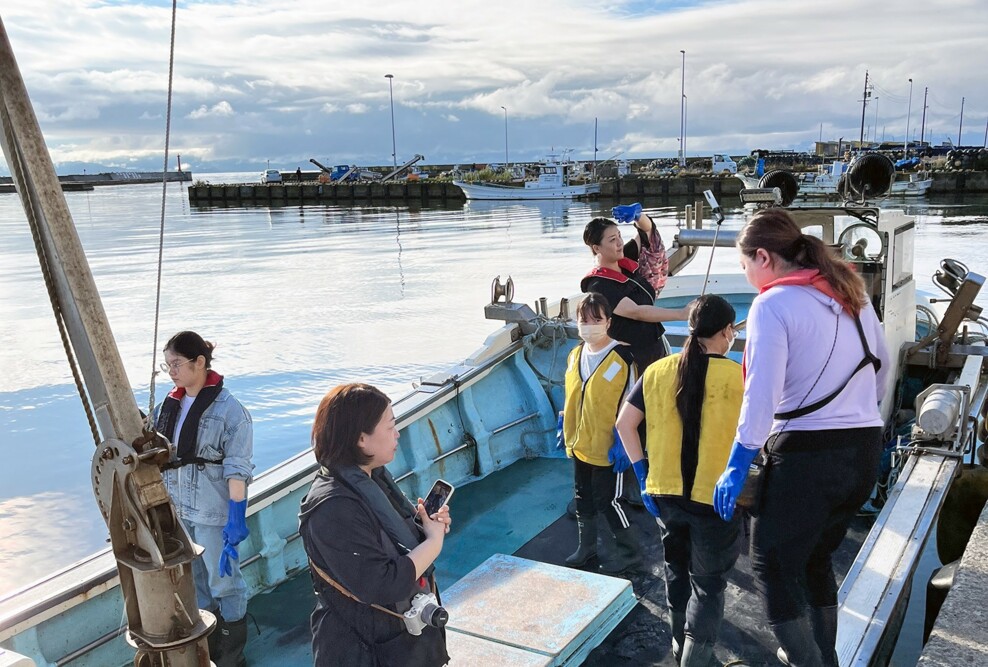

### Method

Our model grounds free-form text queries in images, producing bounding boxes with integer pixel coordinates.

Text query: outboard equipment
[757,169,799,206]
[845,153,895,199]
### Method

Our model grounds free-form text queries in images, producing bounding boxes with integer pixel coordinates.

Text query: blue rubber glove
[611,203,642,224]
[713,442,760,522]
[219,498,249,577]
[632,459,661,518]
[607,430,631,473]
[555,413,565,450]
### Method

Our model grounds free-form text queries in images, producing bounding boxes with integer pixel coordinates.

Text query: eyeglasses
[159,358,195,373]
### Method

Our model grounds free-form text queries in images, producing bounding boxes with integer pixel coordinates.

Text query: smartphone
[423,479,455,517]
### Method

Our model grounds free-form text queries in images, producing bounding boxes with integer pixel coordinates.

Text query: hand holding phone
[423,479,455,517]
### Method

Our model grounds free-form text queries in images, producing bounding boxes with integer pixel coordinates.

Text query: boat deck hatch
[443,554,636,666]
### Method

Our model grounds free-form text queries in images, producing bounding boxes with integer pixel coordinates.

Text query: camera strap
[308,558,406,621]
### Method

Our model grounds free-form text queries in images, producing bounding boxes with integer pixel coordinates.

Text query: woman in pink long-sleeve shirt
[712,209,891,667]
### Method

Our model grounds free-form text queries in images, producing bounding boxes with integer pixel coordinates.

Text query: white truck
[712,154,738,174]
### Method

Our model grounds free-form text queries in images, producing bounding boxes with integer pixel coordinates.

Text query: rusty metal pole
[0,15,213,666]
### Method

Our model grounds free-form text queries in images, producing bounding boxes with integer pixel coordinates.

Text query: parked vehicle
[712,154,738,174]
[260,169,282,184]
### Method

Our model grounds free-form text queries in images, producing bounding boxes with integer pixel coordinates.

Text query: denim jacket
[156,388,254,526]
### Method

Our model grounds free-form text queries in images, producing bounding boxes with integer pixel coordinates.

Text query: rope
[146,0,179,426]
[0,105,100,446]
[521,314,568,392]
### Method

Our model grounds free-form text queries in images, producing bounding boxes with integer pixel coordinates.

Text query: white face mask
[578,323,608,344]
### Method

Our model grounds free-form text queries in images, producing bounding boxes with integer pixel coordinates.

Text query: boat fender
[757,170,798,206]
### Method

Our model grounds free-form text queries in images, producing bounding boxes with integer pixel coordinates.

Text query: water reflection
[2,184,988,595]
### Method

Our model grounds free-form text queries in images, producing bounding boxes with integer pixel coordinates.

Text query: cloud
[0,0,984,172]
[187,101,235,119]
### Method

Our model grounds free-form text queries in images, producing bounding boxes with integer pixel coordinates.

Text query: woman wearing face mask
[561,292,641,575]
[616,295,744,667]
[582,205,690,371]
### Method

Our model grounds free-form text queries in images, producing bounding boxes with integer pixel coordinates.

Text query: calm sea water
[1,175,987,597]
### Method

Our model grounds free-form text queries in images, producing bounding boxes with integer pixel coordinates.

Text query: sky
[0,0,986,175]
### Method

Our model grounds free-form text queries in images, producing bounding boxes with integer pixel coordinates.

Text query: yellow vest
[642,353,743,505]
[563,343,635,467]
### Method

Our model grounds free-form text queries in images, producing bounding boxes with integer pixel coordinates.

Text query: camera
[402,593,448,636]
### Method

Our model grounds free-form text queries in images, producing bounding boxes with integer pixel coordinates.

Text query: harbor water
[1,176,987,600]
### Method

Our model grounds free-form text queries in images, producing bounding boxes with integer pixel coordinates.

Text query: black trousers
[750,427,882,624]
[656,498,741,644]
[573,457,631,531]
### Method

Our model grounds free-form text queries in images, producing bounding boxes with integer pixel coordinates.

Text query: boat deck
[242,456,872,665]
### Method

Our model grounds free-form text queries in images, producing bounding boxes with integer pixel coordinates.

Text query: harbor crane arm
[0,17,213,667]
[382,153,425,182]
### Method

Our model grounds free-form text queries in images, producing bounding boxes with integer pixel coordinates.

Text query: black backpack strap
[775,313,880,420]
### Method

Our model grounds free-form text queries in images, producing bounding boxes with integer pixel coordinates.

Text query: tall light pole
[500,105,508,165]
[385,74,396,169]
[679,50,686,168]
[958,96,965,146]
[904,78,913,157]
[683,95,688,161]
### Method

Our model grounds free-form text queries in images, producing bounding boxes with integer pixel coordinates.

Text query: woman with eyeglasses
[155,330,254,667]
[615,295,744,667]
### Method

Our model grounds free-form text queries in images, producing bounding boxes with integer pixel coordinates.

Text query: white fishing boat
[737,159,933,198]
[3,13,988,667]
[454,154,600,200]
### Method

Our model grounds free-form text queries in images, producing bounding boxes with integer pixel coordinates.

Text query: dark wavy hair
[737,208,867,315]
[312,383,390,470]
[675,295,736,491]
[164,331,215,368]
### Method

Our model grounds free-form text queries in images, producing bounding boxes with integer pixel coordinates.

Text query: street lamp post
[500,105,508,165]
[683,95,687,161]
[679,50,686,168]
[385,74,397,170]
[904,78,913,157]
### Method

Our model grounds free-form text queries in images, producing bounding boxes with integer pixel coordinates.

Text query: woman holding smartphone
[300,383,452,666]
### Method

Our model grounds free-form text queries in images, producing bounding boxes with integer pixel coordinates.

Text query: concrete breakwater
[186,171,988,207]
[187,176,743,206]
[0,171,192,189]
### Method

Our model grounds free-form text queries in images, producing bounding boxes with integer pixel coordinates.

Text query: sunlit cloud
[0,0,983,173]
[188,101,235,119]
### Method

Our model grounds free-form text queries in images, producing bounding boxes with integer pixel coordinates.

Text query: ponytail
[675,295,735,484]
[737,209,867,315]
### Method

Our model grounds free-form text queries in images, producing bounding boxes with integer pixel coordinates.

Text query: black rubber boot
[772,616,824,667]
[599,524,642,575]
[214,616,247,667]
[680,635,720,667]
[566,498,577,518]
[808,606,839,667]
[670,610,687,664]
[565,515,597,567]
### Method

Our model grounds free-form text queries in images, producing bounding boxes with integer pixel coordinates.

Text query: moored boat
[454,154,600,200]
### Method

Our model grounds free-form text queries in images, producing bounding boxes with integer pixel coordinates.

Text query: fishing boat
[454,154,600,200]
[3,15,988,667]
[737,160,933,198]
